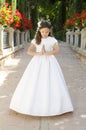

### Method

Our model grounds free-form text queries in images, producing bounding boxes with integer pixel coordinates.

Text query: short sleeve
[31,39,36,45]
[51,37,58,46]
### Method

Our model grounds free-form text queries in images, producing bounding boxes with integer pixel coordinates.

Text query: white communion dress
[9,36,73,116]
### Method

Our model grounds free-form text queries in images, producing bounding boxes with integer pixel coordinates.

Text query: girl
[9,20,73,116]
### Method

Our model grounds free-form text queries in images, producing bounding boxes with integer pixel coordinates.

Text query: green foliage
[30,29,36,39]
[6,0,11,4]
[69,0,82,17]
[17,0,28,14]
[75,0,82,14]
[54,30,66,41]
[28,0,67,41]
[30,5,38,30]
[57,1,66,31]
[82,2,86,10]
[69,3,75,18]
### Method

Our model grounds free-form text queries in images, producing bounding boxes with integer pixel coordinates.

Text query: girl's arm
[27,44,43,56]
[44,43,60,55]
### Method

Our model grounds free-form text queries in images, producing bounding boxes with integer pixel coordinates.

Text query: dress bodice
[31,37,58,52]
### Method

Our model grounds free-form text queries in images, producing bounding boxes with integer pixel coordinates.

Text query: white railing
[66,28,86,58]
[0,26,30,55]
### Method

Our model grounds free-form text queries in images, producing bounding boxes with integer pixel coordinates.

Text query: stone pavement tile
[0,125,25,130]
[48,114,74,130]
[0,109,40,130]
[39,117,49,130]
[0,111,25,130]
[48,113,86,130]
[23,116,40,130]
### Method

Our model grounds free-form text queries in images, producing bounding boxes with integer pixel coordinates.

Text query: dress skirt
[9,55,73,116]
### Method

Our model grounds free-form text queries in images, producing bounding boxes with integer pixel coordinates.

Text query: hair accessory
[38,21,42,28]
[37,20,51,28]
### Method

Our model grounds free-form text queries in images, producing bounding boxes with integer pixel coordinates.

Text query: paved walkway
[0,42,86,130]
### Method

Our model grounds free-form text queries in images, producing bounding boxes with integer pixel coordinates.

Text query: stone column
[7,27,15,51]
[70,31,74,45]
[16,29,20,47]
[66,30,71,44]
[28,30,30,42]
[75,29,81,47]
[81,28,86,49]
[25,30,30,44]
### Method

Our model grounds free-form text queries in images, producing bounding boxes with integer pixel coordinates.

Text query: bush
[54,30,66,41]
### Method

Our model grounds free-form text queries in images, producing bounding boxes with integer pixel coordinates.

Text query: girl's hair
[35,20,53,45]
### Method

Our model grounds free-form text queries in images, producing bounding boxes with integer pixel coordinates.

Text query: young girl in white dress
[9,20,73,116]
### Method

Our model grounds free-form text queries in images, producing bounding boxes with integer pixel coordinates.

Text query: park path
[0,42,86,130]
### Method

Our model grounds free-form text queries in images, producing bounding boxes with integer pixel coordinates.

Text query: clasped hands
[38,45,48,55]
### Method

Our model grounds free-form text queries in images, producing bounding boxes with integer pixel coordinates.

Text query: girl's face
[39,27,50,38]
